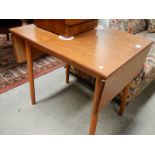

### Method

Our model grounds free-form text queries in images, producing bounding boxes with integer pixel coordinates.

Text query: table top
[10,24,152,79]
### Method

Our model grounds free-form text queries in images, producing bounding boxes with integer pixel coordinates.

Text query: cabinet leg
[89,77,105,135]
[118,82,131,116]
[66,64,70,83]
[25,40,36,105]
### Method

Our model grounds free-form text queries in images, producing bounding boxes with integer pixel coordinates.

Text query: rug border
[0,63,64,94]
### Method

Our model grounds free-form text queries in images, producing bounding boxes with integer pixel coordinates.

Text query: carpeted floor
[0,67,155,134]
[0,34,64,94]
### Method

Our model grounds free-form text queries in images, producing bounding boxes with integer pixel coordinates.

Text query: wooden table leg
[118,82,131,116]
[66,64,70,83]
[25,40,36,105]
[89,77,105,135]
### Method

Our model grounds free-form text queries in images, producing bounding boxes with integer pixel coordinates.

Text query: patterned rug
[0,34,64,94]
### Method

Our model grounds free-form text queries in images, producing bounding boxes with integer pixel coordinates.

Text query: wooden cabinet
[34,19,98,37]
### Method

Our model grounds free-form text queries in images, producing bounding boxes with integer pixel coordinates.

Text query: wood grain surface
[10,24,152,79]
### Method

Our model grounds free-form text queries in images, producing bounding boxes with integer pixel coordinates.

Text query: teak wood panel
[12,34,25,63]
[34,19,98,37]
[98,46,150,110]
[34,20,66,36]
[10,24,152,78]
[29,40,98,78]
[65,19,94,25]
[64,20,98,37]
[12,34,46,63]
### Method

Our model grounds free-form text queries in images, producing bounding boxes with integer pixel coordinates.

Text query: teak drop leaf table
[10,24,152,134]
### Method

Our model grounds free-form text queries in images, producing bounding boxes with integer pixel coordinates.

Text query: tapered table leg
[89,77,105,135]
[118,82,131,116]
[66,64,70,83]
[25,40,36,105]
